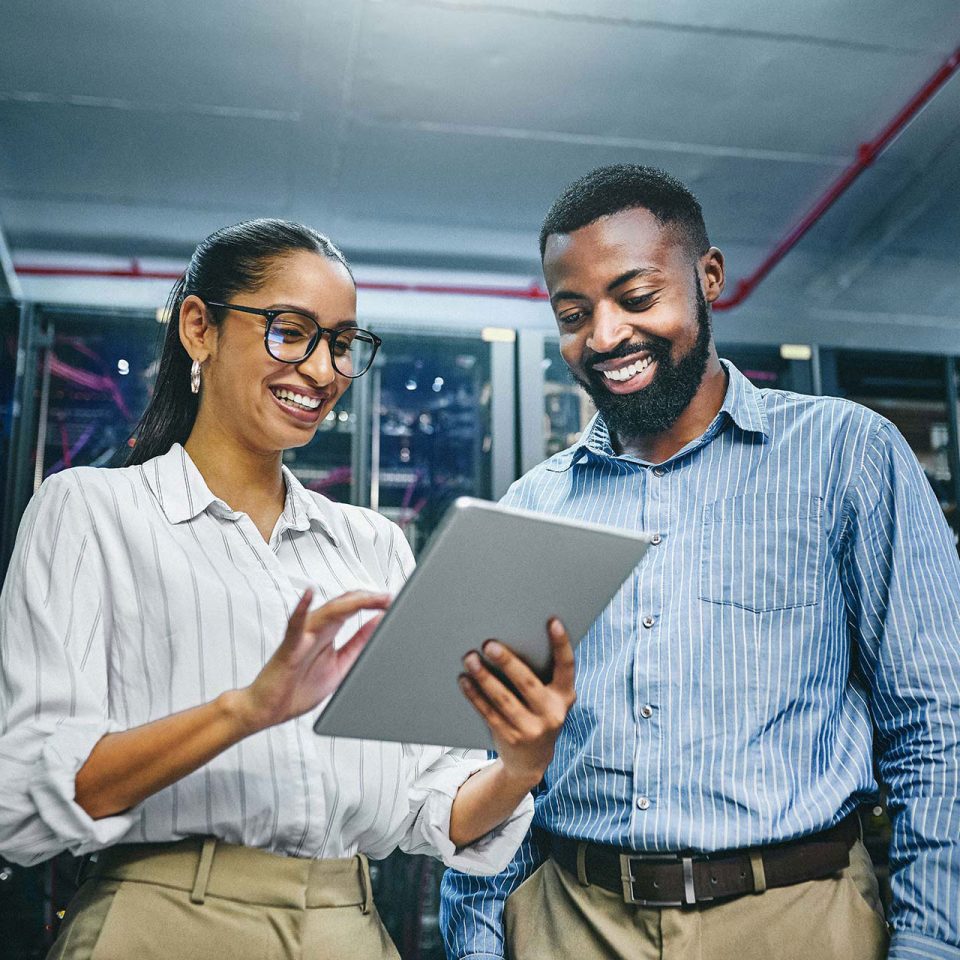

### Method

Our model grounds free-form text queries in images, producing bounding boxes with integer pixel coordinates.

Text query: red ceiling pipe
[14,262,551,301]
[15,44,960,311]
[713,42,960,311]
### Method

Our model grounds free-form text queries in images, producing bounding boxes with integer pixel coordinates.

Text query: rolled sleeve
[400,748,534,874]
[0,472,131,865]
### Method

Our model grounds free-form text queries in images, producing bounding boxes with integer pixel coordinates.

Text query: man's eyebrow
[550,267,663,306]
[606,267,661,292]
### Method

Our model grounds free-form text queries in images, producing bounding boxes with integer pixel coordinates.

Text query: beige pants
[46,838,399,960]
[505,840,889,960]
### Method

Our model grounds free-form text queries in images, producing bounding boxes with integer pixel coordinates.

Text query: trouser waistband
[85,837,374,912]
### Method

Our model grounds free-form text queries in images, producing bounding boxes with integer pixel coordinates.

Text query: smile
[601,355,654,382]
[270,387,323,411]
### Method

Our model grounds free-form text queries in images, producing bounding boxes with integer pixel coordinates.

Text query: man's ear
[701,247,725,304]
[179,295,216,363]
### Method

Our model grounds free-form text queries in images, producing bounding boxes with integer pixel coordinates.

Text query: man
[441,165,960,960]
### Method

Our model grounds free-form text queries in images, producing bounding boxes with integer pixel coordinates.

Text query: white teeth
[273,388,321,410]
[602,356,652,382]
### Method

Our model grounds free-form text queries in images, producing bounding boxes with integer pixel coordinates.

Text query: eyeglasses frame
[202,300,382,379]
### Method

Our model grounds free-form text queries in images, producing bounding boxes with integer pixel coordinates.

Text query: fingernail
[458,676,470,692]
[483,640,503,659]
[463,652,481,673]
[550,619,563,637]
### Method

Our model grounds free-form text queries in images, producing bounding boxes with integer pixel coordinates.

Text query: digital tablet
[313,497,652,750]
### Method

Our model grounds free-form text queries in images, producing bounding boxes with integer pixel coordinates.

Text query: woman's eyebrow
[267,304,358,329]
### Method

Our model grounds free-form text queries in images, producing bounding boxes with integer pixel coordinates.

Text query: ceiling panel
[0,0,353,113]
[429,0,960,52]
[0,101,305,209]
[352,1,947,160]
[332,118,843,244]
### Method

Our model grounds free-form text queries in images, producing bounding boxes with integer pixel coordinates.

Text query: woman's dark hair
[127,218,352,466]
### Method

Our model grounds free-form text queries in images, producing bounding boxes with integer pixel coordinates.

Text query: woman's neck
[183,421,285,522]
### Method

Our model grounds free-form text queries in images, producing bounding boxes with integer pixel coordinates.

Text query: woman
[0,220,575,959]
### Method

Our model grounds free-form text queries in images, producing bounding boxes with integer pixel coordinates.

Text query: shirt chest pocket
[699,493,824,613]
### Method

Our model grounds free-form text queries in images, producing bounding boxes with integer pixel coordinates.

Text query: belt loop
[576,843,589,886]
[357,853,373,915]
[190,838,217,905]
[749,852,767,895]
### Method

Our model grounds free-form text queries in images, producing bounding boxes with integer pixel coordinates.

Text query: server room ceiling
[0,0,959,326]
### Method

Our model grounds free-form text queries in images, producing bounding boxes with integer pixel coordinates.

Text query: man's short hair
[539,164,710,261]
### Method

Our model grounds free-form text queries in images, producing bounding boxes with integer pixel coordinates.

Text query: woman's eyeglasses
[203,301,381,378]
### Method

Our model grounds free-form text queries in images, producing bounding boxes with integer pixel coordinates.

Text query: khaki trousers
[46,838,399,960]
[505,840,889,960]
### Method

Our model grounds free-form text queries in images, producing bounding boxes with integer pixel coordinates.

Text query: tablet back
[314,497,651,750]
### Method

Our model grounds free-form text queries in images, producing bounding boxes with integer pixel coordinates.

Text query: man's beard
[572,277,712,443]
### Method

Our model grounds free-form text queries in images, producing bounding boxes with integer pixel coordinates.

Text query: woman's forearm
[447,760,537,849]
[74,689,258,820]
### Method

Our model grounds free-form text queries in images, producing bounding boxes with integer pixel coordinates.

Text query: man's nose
[588,304,633,355]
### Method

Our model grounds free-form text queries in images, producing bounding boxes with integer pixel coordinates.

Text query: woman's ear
[179,295,216,362]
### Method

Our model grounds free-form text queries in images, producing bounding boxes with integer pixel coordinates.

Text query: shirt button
[650,533,662,545]
[636,796,651,811]
[640,704,654,719]
[642,615,656,629]
[652,467,666,478]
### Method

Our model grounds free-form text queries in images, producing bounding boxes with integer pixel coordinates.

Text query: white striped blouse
[0,443,532,872]
[442,360,960,960]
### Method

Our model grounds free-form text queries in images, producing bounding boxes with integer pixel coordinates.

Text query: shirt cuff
[409,757,535,875]
[29,719,138,858]
[888,931,960,960]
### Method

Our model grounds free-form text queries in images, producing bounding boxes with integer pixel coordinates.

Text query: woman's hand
[237,589,391,733]
[459,618,576,790]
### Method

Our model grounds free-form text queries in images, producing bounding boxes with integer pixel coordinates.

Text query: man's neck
[613,361,729,465]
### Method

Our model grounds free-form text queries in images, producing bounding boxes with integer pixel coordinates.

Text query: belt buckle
[619,853,698,907]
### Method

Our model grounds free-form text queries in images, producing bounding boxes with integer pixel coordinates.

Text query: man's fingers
[480,641,544,706]
[462,651,529,727]
[459,675,514,739]
[546,618,576,696]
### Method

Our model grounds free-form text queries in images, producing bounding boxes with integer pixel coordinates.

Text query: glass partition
[369,331,493,552]
[542,337,595,456]
[830,350,956,542]
[718,344,814,394]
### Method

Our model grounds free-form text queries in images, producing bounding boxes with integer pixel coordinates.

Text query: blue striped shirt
[441,360,960,960]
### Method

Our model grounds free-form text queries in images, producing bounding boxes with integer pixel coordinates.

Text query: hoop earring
[190,359,201,395]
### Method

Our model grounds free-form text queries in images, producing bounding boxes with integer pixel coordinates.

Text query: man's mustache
[583,339,669,374]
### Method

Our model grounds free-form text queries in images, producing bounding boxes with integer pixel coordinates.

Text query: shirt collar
[141,443,340,546]
[545,358,769,472]
[717,358,770,438]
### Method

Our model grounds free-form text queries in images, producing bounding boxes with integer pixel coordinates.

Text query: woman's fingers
[335,612,385,671]
[282,590,390,663]
[308,590,391,629]
[279,590,314,651]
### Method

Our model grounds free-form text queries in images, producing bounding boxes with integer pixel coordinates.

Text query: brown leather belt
[542,815,859,907]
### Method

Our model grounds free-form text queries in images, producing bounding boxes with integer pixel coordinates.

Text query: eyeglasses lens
[266,314,375,377]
